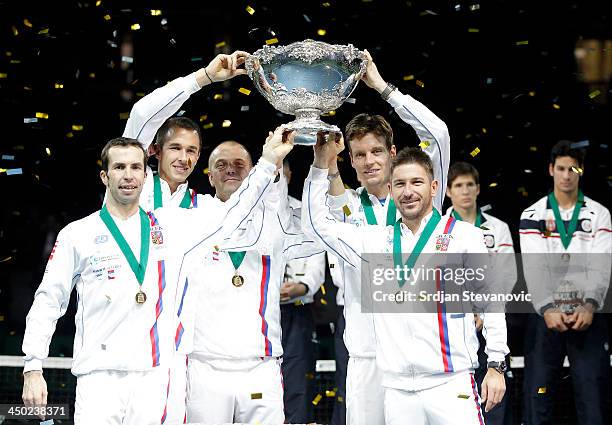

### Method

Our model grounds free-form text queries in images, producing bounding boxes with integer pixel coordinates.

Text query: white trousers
[346,357,385,425]
[164,354,188,425]
[74,368,169,425]
[185,357,284,424]
[383,371,486,425]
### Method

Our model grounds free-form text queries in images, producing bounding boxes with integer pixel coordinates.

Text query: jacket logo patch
[580,219,592,232]
[484,234,495,249]
[435,234,452,252]
[94,235,109,244]
[150,226,164,245]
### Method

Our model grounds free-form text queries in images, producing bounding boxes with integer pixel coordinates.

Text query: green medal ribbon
[228,251,247,270]
[153,174,192,209]
[99,206,150,285]
[393,208,441,288]
[548,190,584,249]
[359,189,397,226]
[451,208,482,228]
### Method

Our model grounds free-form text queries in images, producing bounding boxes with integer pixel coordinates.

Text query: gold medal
[135,290,147,304]
[232,274,244,287]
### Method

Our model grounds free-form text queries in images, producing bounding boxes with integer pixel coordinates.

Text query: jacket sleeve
[301,166,365,270]
[585,206,612,309]
[123,73,202,150]
[293,252,327,296]
[387,91,450,212]
[22,226,79,372]
[494,221,518,294]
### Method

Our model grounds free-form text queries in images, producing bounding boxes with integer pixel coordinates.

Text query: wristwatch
[487,360,507,374]
[380,83,397,101]
[327,171,340,181]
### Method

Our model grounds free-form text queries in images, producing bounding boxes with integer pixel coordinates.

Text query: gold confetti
[403,74,415,81]
[199,114,208,122]
[266,38,279,45]
[0,256,12,263]
[103,14,111,21]
[239,87,251,95]
[23,19,33,28]
[119,112,129,120]
[481,128,487,134]
[294,299,304,306]
[246,5,255,15]
[468,28,479,33]
[66,132,74,138]
[457,394,470,399]
[89,72,96,78]
[470,147,480,157]
[571,166,584,176]
[11,26,18,36]
[337,396,344,402]
[222,120,232,128]
[306,372,315,380]
[588,90,601,99]
[5,51,12,57]
[150,9,162,16]
[326,390,336,397]
[516,40,529,45]
[96,0,102,6]
[323,110,336,116]
[251,392,262,399]
[312,394,323,405]
[528,91,536,96]
[321,284,326,295]
[529,146,537,152]
[72,124,84,131]
[0,73,8,79]
[552,103,560,109]
[317,29,327,36]
[213,93,223,100]
[419,141,430,149]
[342,205,352,216]
[215,41,226,48]
[416,80,425,88]
[538,387,547,394]
[38,28,49,35]
[489,182,498,188]
[0,168,6,173]
[203,123,214,129]
[322,2,331,6]
[131,23,141,30]
[35,112,49,119]
[54,83,63,89]
[320,299,328,305]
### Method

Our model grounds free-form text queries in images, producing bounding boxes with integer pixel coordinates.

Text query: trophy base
[285,110,340,145]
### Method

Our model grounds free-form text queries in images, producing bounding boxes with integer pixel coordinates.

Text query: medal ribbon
[153,174,192,209]
[229,251,247,270]
[548,190,584,249]
[451,208,482,228]
[359,189,397,226]
[99,206,150,285]
[393,208,441,288]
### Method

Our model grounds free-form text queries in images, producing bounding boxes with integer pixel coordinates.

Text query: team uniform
[520,193,611,425]
[303,166,509,425]
[22,158,279,424]
[447,206,517,424]
[325,89,450,425]
[185,189,324,424]
[281,196,326,423]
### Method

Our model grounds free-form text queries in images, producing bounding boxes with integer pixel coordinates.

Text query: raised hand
[262,126,295,168]
[361,49,387,94]
[202,50,249,84]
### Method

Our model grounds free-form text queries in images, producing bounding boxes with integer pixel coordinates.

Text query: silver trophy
[553,280,584,314]
[245,39,367,145]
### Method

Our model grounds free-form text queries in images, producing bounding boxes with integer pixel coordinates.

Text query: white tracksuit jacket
[22,159,278,375]
[446,206,517,294]
[302,167,509,391]
[519,194,611,314]
[325,89,450,358]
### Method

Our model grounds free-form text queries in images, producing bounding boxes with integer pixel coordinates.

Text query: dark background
[0,0,610,403]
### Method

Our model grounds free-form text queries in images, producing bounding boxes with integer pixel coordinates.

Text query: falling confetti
[312,394,323,405]
[489,182,498,188]
[342,205,352,216]
[199,114,208,122]
[570,140,589,148]
[45,147,51,156]
[571,166,584,176]
[266,38,279,45]
[468,28,480,33]
[588,90,601,99]
[246,5,255,15]
[103,14,111,21]
[131,23,141,31]
[203,123,214,129]
[552,103,560,109]
[419,141,430,149]
[239,88,251,95]
[320,299,328,305]
[2,155,15,160]
[35,112,49,119]
[215,41,226,48]
[470,147,480,157]
[54,82,63,89]
[203,168,209,174]
[119,112,129,119]
[345,97,356,104]
[240,105,250,111]
[23,19,33,28]
[0,73,7,79]
[213,93,223,100]
[72,124,84,131]
[515,40,529,46]
[222,120,231,128]
[317,29,327,36]
[403,74,415,81]
[150,9,162,16]
[416,80,425,88]
[326,390,336,397]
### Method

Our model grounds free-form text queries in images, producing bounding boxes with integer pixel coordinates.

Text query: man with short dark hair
[520,140,611,425]
[324,51,450,425]
[446,161,517,424]
[21,132,291,424]
[303,139,508,425]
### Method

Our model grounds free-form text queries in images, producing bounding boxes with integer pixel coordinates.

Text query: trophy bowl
[245,39,367,145]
